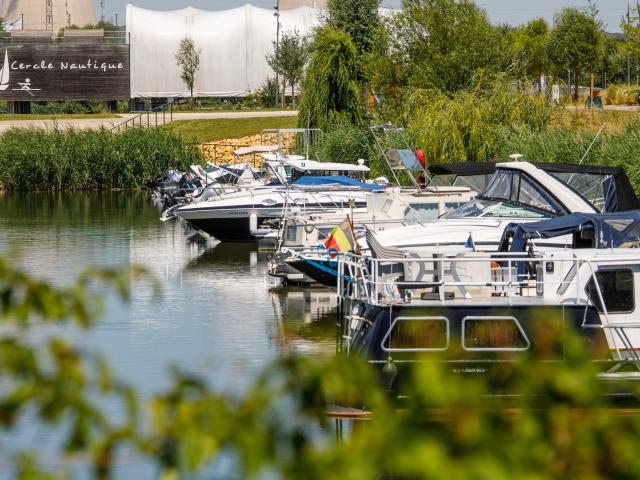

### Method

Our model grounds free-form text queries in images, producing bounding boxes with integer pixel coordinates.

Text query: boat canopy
[532,162,640,213]
[293,175,383,191]
[428,162,496,176]
[499,211,640,252]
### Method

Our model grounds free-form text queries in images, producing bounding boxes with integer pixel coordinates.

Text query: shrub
[0,127,203,191]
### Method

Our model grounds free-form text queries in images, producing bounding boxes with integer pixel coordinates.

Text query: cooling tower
[0,0,97,32]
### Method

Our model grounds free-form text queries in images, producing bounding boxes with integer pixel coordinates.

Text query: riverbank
[0,127,202,191]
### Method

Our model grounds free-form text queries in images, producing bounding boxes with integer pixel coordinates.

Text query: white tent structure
[126,4,321,99]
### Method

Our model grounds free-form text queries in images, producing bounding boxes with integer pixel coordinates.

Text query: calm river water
[0,191,338,478]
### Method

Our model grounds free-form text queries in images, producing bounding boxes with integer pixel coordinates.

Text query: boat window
[444,202,465,214]
[547,172,614,213]
[452,174,493,193]
[403,203,439,221]
[481,169,566,215]
[557,263,578,295]
[444,198,551,219]
[462,317,530,351]
[585,270,634,314]
[427,174,456,187]
[382,316,449,351]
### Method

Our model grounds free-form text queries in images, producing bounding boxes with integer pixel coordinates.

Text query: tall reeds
[0,126,203,191]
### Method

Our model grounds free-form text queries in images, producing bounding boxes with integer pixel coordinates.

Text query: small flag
[324,216,356,254]
[464,232,476,251]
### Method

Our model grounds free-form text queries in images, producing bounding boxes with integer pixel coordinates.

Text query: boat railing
[336,251,638,308]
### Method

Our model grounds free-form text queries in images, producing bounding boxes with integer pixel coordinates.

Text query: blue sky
[98,1,632,32]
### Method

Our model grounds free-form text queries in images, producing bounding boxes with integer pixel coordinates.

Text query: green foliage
[0,256,153,479]
[31,101,105,115]
[313,124,381,174]
[547,7,605,99]
[0,127,202,191]
[403,77,552,163]
[326,0,382,83]
[492,119,640,193]
[3,259,640,478]
[266,29,307,106]
[327,0,381,56]
[252,77,279,108]
[388,0,511,93]
[175,38,201,100]
[512,18,550,79]
[298,26,363,130]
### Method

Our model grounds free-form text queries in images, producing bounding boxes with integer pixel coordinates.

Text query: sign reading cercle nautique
[0,44,130,101]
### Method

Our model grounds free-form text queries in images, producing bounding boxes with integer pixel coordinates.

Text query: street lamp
[274,1,280,109]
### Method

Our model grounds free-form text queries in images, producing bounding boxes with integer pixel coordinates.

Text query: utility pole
[628,1,632,85]
[101,0,105,23]
[274,0,280,109]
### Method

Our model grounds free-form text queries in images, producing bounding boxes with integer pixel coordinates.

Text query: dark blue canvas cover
[500,211,640,252]
[293,175,383,191]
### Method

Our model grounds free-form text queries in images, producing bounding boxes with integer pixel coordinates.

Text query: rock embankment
[199,133,295,164]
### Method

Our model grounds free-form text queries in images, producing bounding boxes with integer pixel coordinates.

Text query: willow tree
[297,26,363,131]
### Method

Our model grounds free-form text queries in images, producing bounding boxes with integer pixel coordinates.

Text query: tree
[175,38,201,106]
[327,0,381,80]
[297,26,362,131]
[513,18,550,81]
[389,0,509,93]
[621,3,640,81]
[547,7,604,100]
[266,29,307,108]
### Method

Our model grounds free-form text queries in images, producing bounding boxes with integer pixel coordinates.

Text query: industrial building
[0,0,97,32]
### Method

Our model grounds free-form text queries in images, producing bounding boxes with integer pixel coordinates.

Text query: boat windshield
[444,169,566,219]
[445,198,553,219]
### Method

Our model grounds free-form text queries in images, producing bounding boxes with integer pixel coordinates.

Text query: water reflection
[0,191,337,396]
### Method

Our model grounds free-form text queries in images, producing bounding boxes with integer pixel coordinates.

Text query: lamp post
[274,1,280,109]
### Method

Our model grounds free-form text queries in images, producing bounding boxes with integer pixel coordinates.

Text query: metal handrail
[336,251,640,306]
[110,100,173,133]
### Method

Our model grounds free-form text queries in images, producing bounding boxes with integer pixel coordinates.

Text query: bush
[31,101,107,115]
[492,119,640,193]
[404,77,552,164]
[603,84,640,105]
[0,127,203,191]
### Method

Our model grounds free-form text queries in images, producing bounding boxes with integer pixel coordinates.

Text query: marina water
[0,191,338,477]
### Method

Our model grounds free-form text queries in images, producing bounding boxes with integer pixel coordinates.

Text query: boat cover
[428,162,497,176]
[293,176,384,191]
[500,211,640,252]
[532,162,640,212]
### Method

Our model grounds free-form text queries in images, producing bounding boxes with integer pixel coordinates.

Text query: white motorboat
[174,158,377,242]
[366,161,640,257]
[338,210,640,389]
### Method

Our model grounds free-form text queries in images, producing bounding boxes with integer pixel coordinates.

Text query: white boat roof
[234,145,280,155]
[284,158,370,173]
[496,162,595,213]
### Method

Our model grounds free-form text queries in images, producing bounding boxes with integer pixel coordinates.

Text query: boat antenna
[579,123,606,166]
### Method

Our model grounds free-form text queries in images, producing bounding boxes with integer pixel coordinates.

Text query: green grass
[0,113,120,121]
[164,116,298,142]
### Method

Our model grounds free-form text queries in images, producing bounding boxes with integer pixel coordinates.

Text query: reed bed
[0,126,203,191]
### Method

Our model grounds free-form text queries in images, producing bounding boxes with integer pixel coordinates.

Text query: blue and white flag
[464,232,476,251]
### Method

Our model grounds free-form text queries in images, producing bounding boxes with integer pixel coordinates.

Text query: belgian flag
[323,216,356,253]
